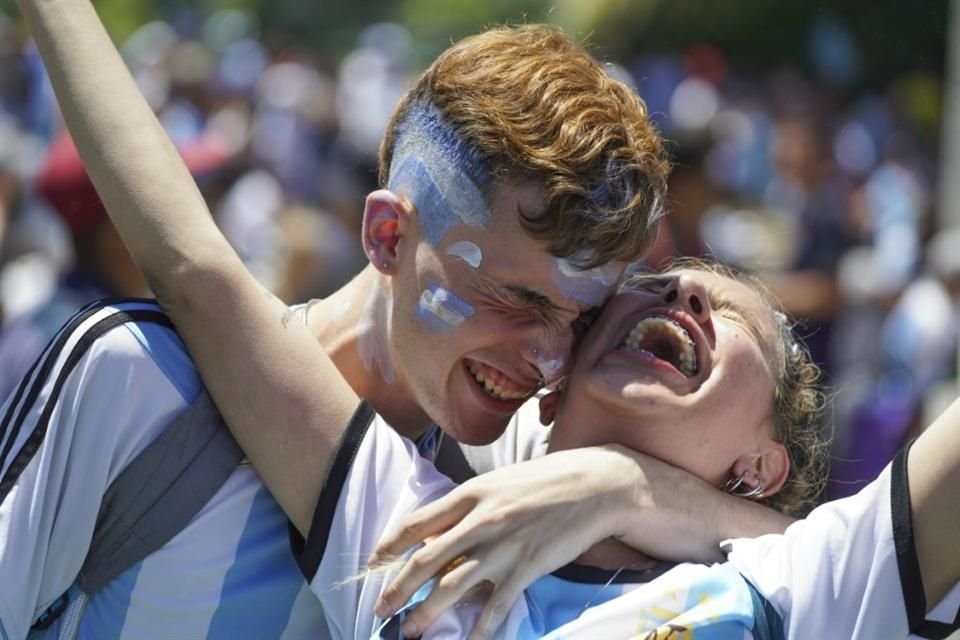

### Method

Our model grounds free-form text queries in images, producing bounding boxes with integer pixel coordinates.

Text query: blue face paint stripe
[389,100,491,245]
[390,157,463,246]
[416,282,475,333]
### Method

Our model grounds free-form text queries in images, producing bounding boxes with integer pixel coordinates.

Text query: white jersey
[0,299,328,640]
[296,400,960,639]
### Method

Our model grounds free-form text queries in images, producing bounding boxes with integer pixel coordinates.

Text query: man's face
[391,180,626,445]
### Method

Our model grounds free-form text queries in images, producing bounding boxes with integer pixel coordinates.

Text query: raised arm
[16,0,356,535]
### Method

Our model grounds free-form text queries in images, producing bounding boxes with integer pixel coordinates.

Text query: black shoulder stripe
[892,442,926,631]
[912,618,960,639]
[0,300,112,465]
[290,399,376,581]
[0,301,171,502]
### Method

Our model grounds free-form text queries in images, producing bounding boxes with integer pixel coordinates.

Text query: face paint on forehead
[388,100,492,246]
[417,281,476,333]
[446,240,483,269]
[357,286,395,384]
[552,250,622,307]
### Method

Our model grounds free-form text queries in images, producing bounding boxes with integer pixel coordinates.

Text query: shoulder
[25,298,201,403]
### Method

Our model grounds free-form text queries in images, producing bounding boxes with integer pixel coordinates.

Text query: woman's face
[549,268,780,486]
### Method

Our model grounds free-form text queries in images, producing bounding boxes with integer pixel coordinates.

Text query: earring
[382,261,389,269]
[722,470,765,499]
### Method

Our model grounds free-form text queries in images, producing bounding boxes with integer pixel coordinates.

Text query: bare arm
[908,395,960,606]
[16,0,355,535]
[371,444,791,638]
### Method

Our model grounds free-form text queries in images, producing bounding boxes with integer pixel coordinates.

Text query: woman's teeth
[468,364,530,401]
[622,316,698,377]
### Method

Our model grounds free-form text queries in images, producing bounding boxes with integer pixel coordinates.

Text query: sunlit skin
[389,179,629,445]
[549,269,786,489]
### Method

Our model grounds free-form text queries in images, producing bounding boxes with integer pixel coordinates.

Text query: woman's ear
[538,390,562,426]
[362,189,413,275]
[730,443,790,498]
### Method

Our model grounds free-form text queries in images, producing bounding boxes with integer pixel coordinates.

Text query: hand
[369,446,641,639]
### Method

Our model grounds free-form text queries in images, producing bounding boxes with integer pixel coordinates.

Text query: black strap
[77,389,242,593]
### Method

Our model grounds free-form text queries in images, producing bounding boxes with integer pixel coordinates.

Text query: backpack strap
[77,389,243,593]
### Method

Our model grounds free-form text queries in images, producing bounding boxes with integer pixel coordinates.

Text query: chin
[447,416,509,446]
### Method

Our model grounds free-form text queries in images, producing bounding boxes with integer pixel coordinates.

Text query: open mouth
[619,315,698,377]
[466,361,537,401]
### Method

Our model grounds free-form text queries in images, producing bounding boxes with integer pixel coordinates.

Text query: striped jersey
[295,400,960,639]
[0,299,328,640]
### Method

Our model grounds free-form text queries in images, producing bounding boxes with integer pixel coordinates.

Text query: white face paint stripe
[553,255,622,307]
[357,286,395,384]
[534,356,565,384]
[446,241,483,269]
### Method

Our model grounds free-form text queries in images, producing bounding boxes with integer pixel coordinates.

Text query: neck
[306,266,433,439]
[575,537,660,572]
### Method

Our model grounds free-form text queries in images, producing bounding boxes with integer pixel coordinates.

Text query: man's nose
[661,274,712,324]
[520,329,574,386]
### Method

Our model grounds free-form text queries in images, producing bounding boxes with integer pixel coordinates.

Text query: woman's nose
[661,275,712,323]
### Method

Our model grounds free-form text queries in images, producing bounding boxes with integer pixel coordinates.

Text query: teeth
[620,316,698,377]
[468,364,531,401]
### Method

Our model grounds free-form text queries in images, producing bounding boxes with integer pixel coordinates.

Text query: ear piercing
[722,470,765,499]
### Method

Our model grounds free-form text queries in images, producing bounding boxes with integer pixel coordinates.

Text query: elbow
[149,250,245,321]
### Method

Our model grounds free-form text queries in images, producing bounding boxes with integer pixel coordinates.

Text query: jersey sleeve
[723,445,960,640]
[0,300,197,640]
[290,402,458,639]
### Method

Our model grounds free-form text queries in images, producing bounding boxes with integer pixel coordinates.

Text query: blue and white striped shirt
[0,300,328,639]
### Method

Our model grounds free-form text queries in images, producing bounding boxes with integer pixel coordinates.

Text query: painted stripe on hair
[388,100,491,245]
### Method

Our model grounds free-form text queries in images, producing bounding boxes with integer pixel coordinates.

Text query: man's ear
[730,443,790,498]
[362,189,413,275]
[538,390,562,426]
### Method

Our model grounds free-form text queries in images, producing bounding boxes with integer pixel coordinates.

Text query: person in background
[0,131,227,400]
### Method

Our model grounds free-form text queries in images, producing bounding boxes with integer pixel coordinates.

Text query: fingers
[466,580,526,640]
[371,492,472,566]
[374,517,485,619]
[391,557,490,637]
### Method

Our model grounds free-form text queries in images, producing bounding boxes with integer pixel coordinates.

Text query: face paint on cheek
[356,286,395,384]
[387,100,492,246]
[552,252,621,307]
[417,281,475,333]
[446,241,483,269]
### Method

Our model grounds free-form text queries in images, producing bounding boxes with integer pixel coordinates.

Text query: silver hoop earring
[722,470,765,499]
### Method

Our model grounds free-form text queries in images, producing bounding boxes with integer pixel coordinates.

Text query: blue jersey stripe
[206,485,305,638]
[122,321,201,404]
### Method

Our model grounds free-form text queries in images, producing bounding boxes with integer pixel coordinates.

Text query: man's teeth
[468,365,530,401]
[622,316,698,377]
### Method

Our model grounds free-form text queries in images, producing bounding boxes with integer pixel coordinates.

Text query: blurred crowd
[0,9,955,502]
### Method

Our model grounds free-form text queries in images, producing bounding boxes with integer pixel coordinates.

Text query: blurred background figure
[0,0,955,507]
